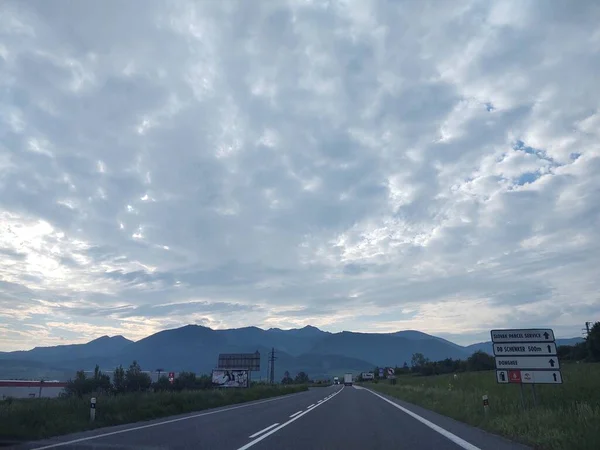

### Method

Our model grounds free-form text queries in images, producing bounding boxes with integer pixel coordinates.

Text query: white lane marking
[30,391,308,450]
[249,423,279,438]
[317,400,322,403]
[307,403,315,408]
[365,389,481,450]
[236,387,343,450]
[289,410,303,418]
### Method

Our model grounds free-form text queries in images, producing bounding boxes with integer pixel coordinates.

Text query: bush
[0,385,307,441]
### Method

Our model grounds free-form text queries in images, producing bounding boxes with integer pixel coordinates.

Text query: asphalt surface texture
[16,385,531,450]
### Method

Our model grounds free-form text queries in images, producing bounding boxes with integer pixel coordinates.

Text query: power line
[268,347,277,384]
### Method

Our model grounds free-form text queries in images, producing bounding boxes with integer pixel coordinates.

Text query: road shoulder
[360,386,531,450]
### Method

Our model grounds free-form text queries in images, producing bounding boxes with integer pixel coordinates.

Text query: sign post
[491,328,562,408]
[90,397,96,422]
[482,394,489,416]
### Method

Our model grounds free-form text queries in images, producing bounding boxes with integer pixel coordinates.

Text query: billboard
[361,372,374,380]
[212,369,249,388]
[217,352,261,371]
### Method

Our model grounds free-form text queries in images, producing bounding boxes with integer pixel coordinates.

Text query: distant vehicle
[333,376,339,385]
[344,373,353,386]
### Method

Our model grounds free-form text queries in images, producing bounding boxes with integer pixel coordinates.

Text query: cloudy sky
[1,0,599,351]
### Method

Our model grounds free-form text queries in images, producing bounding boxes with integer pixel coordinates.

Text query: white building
[0,380,67,399]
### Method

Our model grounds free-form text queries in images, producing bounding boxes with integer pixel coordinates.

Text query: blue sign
[378,368,384,377]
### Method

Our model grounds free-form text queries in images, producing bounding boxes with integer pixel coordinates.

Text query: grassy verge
[365,363,600,450]
[0,385,307,442]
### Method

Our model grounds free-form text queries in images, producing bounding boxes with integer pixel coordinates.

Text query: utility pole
[268,347,277,384]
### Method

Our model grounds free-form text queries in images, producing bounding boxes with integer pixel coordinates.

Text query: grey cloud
[1,0,599,350]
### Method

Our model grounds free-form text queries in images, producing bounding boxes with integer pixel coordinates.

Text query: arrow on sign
[543,332,550,339]
[547,345,552,353]
[553,373,557,382]
[549,359,555,367]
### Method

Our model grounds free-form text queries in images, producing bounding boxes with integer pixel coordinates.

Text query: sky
[1,0,599,351]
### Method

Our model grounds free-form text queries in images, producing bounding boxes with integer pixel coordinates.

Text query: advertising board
[212,369,249,388]
[217,352,261,371]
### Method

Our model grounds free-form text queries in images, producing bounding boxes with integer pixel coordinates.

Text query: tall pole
[269,347,276,384]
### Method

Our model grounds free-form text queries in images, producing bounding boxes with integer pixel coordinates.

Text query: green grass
[0,385,307,442]
[365,363,600,450]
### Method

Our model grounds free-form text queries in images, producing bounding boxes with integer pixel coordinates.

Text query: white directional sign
[492,328,563,385]
[520,370,562,384]
[493,342,557,356]
[491,329,554,343]
[495,356,560,370]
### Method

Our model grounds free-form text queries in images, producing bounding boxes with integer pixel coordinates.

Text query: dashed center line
[317,400,323,403]
[237,387,343,450]
[307,403,315,408]
[289,410,303,418]
[248,423,279,439]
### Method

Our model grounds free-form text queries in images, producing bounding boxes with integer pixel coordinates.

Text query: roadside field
[367,363,600,450]
[0,384,307,442]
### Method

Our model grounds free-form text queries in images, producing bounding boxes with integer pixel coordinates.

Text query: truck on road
[344,373,353,386]
[333,376,339,385]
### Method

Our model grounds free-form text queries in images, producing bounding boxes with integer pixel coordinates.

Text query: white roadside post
[90,397,96,422]
[482,395,489,416]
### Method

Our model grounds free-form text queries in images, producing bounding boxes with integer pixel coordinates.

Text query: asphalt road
[18,385,530,450]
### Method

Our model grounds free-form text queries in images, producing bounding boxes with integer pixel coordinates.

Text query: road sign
[168,372,175,384]
[378,368,384,377]
[496,370,508,383]
[217,352,261,371]
[493,342,557,356]
[491,329,554,343]
[495,356,559,370]
[520,370,562,384]
[492,328,562,385]
[387,368,394,376]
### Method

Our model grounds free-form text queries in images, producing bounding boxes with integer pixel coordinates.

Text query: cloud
[1,0,599,351]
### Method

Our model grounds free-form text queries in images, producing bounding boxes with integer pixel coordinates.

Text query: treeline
[367,322,600,378]
[281,370,311,384]
[64,361,211,397]
[368,350,496,378]
[557,322,600,362]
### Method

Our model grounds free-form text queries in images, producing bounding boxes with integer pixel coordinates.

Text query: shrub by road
[0,384,307,442]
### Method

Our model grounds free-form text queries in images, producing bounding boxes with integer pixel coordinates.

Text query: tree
[153,376,172,391]
[174,371,197,391]
[281,371,293,385]
[113,365,126,393]
[65,370,91,397]
[587,321,600,361]
[125,360,152,392]
[294,371,309,384]
[411,353,428,370]
[92,364,111,393]
[467,351,495,371]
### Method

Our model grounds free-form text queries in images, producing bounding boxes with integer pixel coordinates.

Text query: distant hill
[309,331,470,367]
[0,359,74,381]
[0,325,585,381]
[0,335,133,365]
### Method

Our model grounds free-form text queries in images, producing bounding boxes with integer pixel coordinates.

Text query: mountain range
[0,325,584,381]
